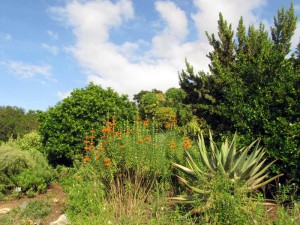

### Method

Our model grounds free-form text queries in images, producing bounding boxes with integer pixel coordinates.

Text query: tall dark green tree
[0,106,39,142]
[179,3,300,182]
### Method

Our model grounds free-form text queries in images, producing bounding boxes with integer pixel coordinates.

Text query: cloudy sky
[0,0,299,111]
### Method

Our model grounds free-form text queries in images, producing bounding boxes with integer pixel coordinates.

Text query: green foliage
[179,3,300,183]
[171,132,283,204]
[0,106,40,142]
[7,131,42,152]
[0,143,52,196]
[136,88,193,128]
[38,82,137,166]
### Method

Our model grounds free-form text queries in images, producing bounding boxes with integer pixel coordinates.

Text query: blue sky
[0,0,299,111]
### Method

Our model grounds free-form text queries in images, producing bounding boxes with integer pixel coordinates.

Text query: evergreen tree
[179,3,300,182]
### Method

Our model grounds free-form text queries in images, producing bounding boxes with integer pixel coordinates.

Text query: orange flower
[183,137,192,149]
[102,127,111,133]
[170,141,176,149]
[143,120,149,126]
[103,158,111,167]
[99,147,105,152]
[90,136,95,139]
[145,137,151,142]
[84,140,90,144]
[96,151,101,154]
[114,131,121,135]
[90,129,95,134]
[165,123,171,129]
[138,139,144,143]
[120,145,125,149]
[103,158,111,163]
[84,146,89,151]
[95,155,101,160]
[89,145,94,150]
[83,157,90,162]
[126,129,130,135]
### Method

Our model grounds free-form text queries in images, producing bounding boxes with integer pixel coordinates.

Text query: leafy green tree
[179,3,300,182]
[133,89,163,106]
[0,106,39,142]
[139,91,166,117]
[39,83,137,166]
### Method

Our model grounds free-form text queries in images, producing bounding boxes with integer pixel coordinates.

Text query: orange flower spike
[143,119,149,126]
[103,158,111,163]
[165,123,171,129]
[83,157,90,162]
[145,137,151,142]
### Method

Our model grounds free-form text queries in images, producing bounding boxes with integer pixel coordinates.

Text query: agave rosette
[170,131,283,203]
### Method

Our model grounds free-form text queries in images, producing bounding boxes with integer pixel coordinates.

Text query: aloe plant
[171,131,283,204]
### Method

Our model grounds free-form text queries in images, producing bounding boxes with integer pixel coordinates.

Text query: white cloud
[57,90,71,99]
[192,0,267,40]
[50,0,271,99]
[291,21,300,51]
[42,43,60,55]
[0,33,11,40]
[47,30,59,40]
[2,61,54,81]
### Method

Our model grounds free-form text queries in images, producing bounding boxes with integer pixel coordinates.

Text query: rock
[52,198,59,203]
[0,207,11,214]
[49,214,70,225]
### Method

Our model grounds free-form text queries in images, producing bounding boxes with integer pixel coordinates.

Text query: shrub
[0,144,52,196]
[39,82,137,166]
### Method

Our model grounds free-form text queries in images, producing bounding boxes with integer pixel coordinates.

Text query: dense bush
[39,82,137,166]
[0,144,52,198]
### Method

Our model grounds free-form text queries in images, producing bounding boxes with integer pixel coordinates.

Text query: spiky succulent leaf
[176,175,210,194]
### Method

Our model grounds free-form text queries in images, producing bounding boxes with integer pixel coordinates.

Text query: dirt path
[0,183,67,224]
